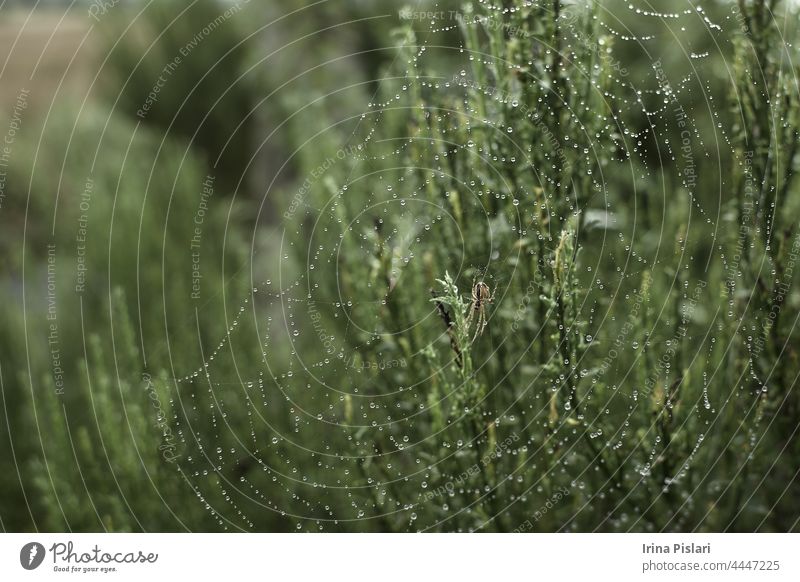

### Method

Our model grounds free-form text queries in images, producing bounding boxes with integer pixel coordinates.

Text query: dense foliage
[1,0,799,532]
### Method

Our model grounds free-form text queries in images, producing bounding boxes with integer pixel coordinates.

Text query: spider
[467,280,495,342]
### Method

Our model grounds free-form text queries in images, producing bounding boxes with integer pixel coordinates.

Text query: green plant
[2,0,800,534]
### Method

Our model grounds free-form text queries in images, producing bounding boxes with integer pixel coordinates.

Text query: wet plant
[2,0,800,533]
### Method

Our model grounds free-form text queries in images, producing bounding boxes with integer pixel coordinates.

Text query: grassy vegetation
[1,0,799,532]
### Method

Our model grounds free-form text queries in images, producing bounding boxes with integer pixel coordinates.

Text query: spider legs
[470,306,487,344]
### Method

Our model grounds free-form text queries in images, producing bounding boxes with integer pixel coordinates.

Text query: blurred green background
[1,0,799,532]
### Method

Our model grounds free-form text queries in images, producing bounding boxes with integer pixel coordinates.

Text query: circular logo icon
[20,542,46,570]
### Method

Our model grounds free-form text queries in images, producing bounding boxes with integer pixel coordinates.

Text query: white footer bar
[1,533,797,581]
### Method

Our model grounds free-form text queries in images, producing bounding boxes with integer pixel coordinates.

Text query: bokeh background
[1,0,799,532]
